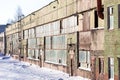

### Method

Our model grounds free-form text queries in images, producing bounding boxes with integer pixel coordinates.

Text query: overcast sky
[0,0,54,24]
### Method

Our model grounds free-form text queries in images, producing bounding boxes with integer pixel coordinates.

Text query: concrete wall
[104,0,120,80]
[5,0,105,79]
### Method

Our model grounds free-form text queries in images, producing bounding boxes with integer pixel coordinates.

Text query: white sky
[0,0,54,24]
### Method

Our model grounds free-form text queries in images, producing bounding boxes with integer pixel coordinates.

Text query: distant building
[0,25,7,33]
[0,25,7,54]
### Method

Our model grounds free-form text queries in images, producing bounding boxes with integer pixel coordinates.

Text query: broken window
[107,6,114,29]
[35,49,39,60]
[27,38,36,59]
[45,37,52,49]
[79,51,90,70]
[51,21,60,35]
[52,35,66,49]
[29,28,35,38]
[24,30,28,39]
[99,58,104,74]
[108,57,114,80]
[62,16,78,33]
[45,35,67,65]
[94,11,98,28]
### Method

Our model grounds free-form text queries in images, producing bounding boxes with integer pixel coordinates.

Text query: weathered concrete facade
[104,0,120,80]
[5,0,104,79]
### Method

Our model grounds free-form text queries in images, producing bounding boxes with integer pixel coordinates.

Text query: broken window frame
[108,57,114,80]
[94,10,98,28]
[79,50,91,71]
[107,6,114,30]
[45,35,67,65]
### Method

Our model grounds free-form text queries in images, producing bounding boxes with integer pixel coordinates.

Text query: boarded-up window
[107,6,114,29]
[79,51,90,70]
[83,12,90,31]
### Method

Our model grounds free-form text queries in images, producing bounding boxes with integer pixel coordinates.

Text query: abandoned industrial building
[4,0,120,80]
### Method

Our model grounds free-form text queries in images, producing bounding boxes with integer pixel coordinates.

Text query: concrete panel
[79,31,91,50]
[58,7,67,19]
[90,10,95,29]
[83,12,90,31]
[77,0,97,13]
[91,29,104,50]
[66,1,77,16]
[78,14,83,31]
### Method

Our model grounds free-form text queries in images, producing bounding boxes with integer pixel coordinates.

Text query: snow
[0,54,90,80]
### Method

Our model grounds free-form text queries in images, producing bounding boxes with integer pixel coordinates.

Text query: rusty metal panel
[91,29,104,50]
[79,31,91,50]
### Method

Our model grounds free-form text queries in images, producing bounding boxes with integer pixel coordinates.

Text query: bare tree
[7,19,14,24]
[6,6,24,24]
[14,5,24,21]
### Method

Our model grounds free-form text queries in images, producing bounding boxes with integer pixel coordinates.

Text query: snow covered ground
[0,54,90,80]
